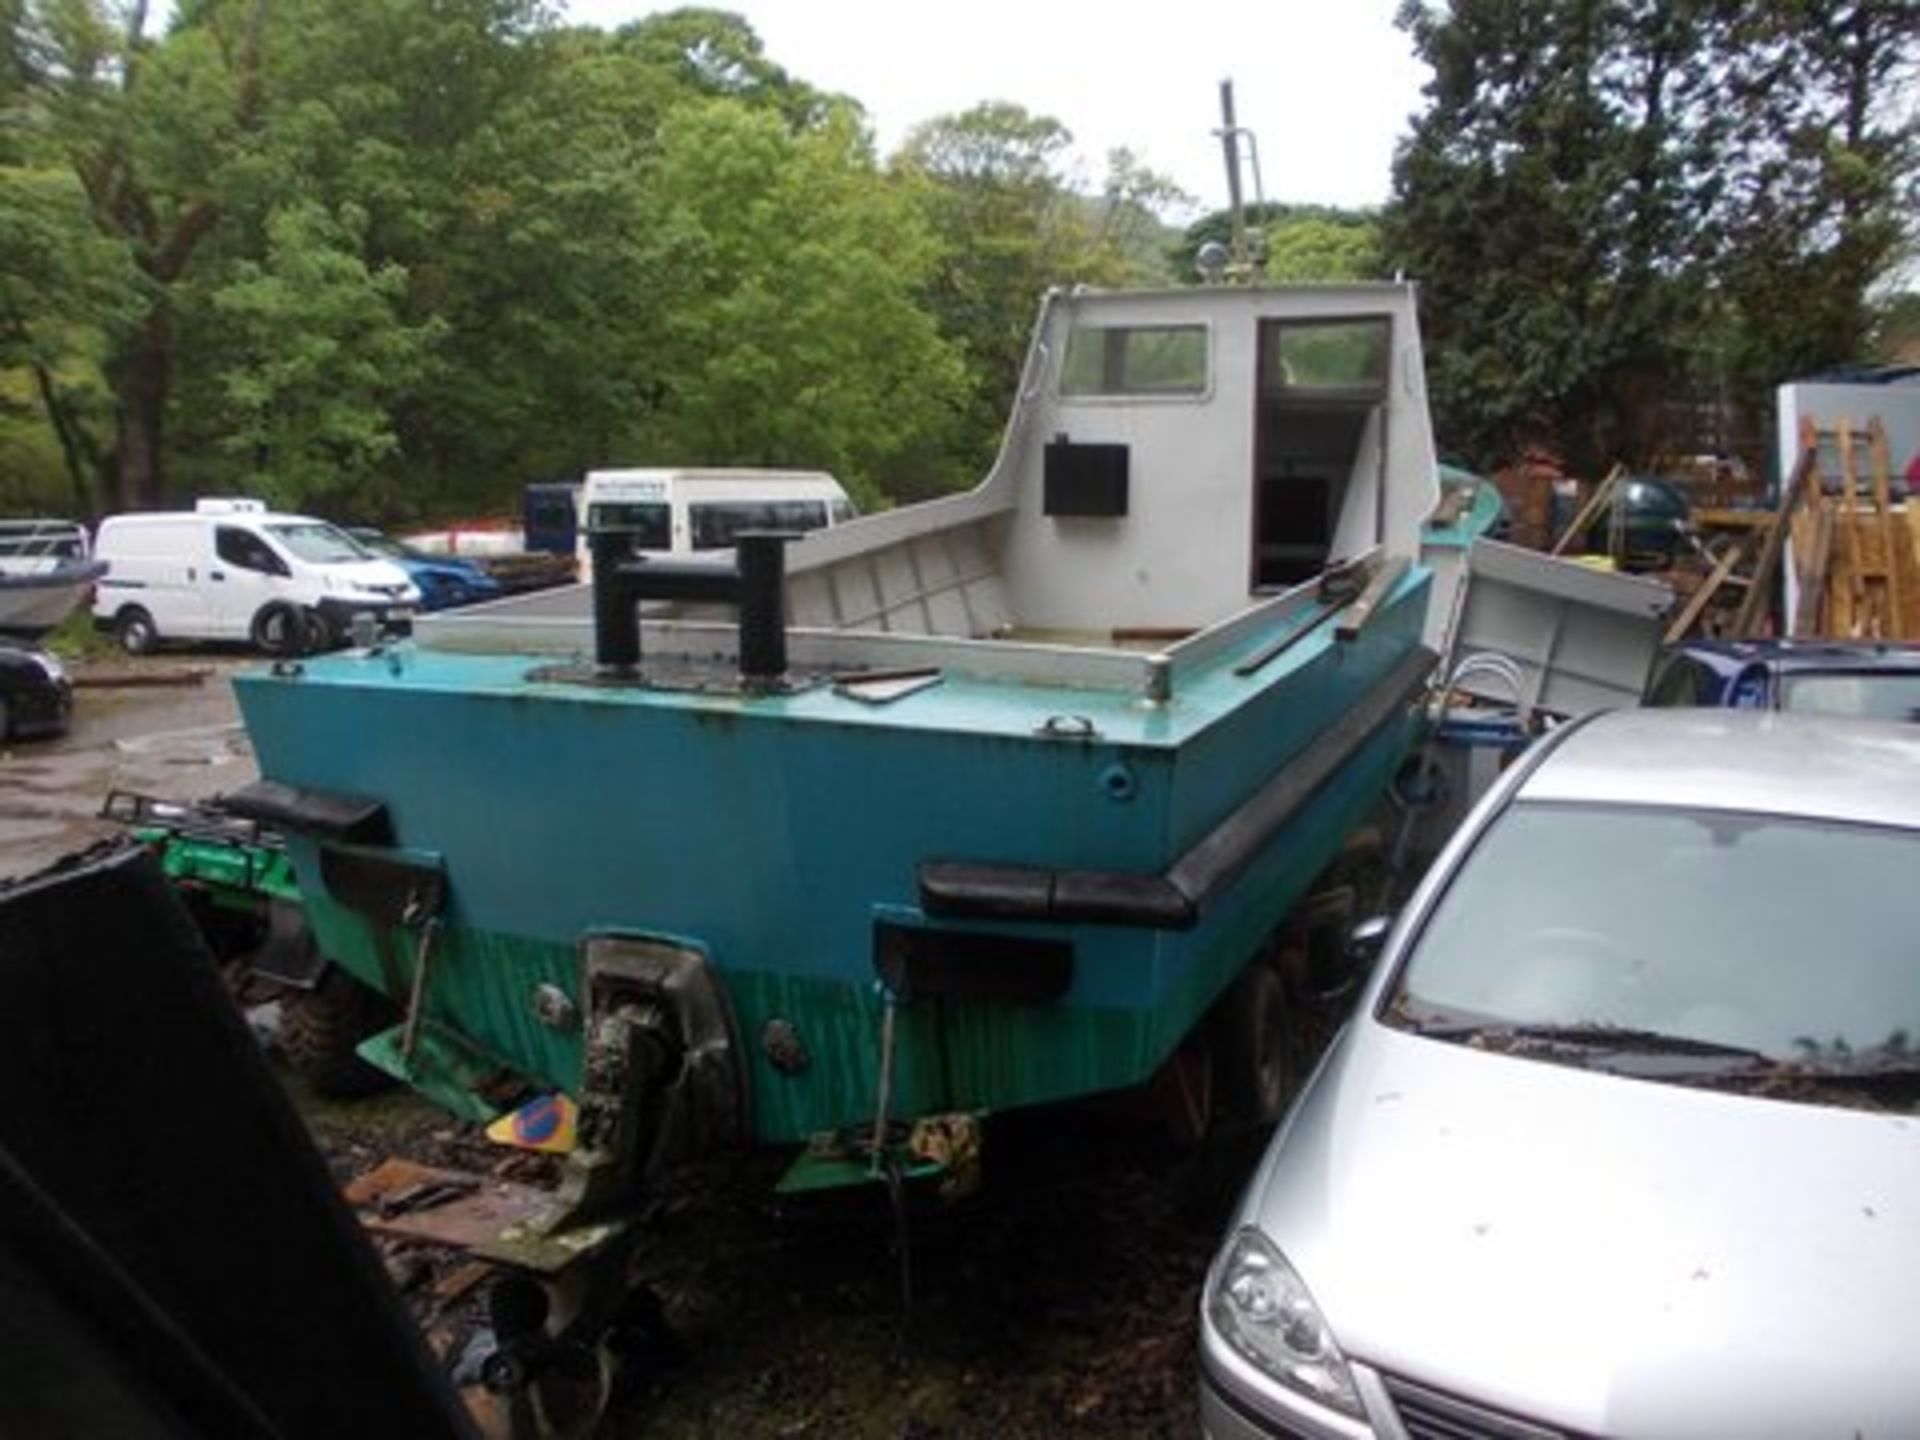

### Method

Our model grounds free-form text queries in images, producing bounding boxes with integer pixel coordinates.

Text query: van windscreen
[266,522,369,563]
[690,500,830,551]
[587,503,670,551]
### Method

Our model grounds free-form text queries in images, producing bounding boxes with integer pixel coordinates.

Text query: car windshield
[351,532,407,561]
[1387,801,1920,1095]
[266,522,370,563]
[1780,672,1920,723]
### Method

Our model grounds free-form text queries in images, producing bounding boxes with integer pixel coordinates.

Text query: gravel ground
[2,653,1249,1438]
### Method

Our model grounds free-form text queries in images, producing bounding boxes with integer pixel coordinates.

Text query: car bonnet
[1240,1020,1920,1436]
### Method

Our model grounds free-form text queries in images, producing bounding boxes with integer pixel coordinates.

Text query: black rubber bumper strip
[918,644,1437,931]
[221,780,393,846]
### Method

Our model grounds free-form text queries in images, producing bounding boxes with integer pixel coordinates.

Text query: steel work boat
[230,283,1445,1221]
[0,519,107,639]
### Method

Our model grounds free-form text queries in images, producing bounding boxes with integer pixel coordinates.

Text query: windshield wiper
[1408,1019,1769,1064]
[1741,1053,1920,1083]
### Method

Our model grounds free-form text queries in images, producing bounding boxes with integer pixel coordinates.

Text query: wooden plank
[1693,508,1774,530]
[1731,439,1818,637]
[1665,540,1746,643]
[1907,503,1920,640]
[1838,417,1869,634]
[1550,464,1625,556]
[1871,418,1903,639]
[1792,506,1835,637]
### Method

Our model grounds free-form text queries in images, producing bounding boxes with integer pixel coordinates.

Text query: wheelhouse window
[1060,324,1208,397]
[587,502,671,551]
[1262,319,1391,393]
[689,500,833,551]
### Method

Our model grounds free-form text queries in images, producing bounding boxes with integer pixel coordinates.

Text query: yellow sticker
[485,1092,578,1154]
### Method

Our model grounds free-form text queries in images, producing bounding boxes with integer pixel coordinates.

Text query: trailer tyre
[283,968,398,1098]
[1208,960,1293,1126]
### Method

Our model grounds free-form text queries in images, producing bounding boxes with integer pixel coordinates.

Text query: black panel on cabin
[1044,439,1130,517]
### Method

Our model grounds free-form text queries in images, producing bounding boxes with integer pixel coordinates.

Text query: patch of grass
[41,606,114,662]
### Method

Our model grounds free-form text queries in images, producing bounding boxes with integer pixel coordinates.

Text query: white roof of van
[583,468,844,487]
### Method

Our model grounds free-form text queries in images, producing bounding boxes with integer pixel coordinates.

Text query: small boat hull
[231,281,1455,1190]
[236,567,1432,1143]
[0,560,108,639]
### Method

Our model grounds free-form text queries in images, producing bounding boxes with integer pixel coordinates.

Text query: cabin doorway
[1250,317,1392,590]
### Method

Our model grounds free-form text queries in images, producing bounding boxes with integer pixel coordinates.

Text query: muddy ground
[0,655,256,875]
[0,655,1276,1438]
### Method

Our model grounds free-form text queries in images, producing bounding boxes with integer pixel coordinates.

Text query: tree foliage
[209,200,440,507]
[1385,0,1918,473]
[0,4,1189,520]
[892,102,1180,487]
[1174,203,1383,283]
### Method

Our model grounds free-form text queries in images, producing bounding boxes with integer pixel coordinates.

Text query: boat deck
[278,563,1427,752]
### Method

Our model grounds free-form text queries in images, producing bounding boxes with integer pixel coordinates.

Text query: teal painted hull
[238,571,1432,1144]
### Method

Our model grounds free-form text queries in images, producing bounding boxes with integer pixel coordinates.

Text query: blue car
[347,529,503,612]
[1646,637,1920,721]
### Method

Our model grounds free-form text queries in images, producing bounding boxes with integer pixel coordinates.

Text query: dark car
[1647,638,1920,721]
[346,529,504,612]
[0,645,73,741]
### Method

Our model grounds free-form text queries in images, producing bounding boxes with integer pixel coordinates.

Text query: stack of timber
[1664,441,1818,643]
[1786,416,1919,641]
[1494,419,1918,643]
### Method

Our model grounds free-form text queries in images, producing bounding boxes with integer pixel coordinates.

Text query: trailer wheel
[283,968,398,1098]
[1208,960,1293,1126]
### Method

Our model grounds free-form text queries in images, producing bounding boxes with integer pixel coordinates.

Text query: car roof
[1668,637,1920,675]
[1517,709,1920,829]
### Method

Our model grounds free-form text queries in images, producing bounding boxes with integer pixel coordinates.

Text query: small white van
[578,469,856,572]
[92,499,420,655]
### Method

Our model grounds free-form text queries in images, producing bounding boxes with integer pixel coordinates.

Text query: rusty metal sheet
[345,1158,549,1251]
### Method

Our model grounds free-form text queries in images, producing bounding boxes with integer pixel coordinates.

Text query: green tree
[1384,0,1918,473]
[610,6,836,130]
[1706,1,1919,410]
[633,98,967,508]
[894,102,1176,485]
[16,0,267,511]
[0,164,137,510]
[1175,204,1383,283]
[208,201,439,508]
[1264,214,1381,283]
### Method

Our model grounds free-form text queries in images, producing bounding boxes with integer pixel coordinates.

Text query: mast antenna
[1213,79,1267,282]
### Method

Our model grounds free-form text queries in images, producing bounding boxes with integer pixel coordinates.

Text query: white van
[578,468,856,572]
[92,499,420,655]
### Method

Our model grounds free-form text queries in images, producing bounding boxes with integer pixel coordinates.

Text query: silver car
[1201,709,1920,1439]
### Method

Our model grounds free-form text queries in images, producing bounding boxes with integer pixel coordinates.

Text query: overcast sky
[563,1,1432,216]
